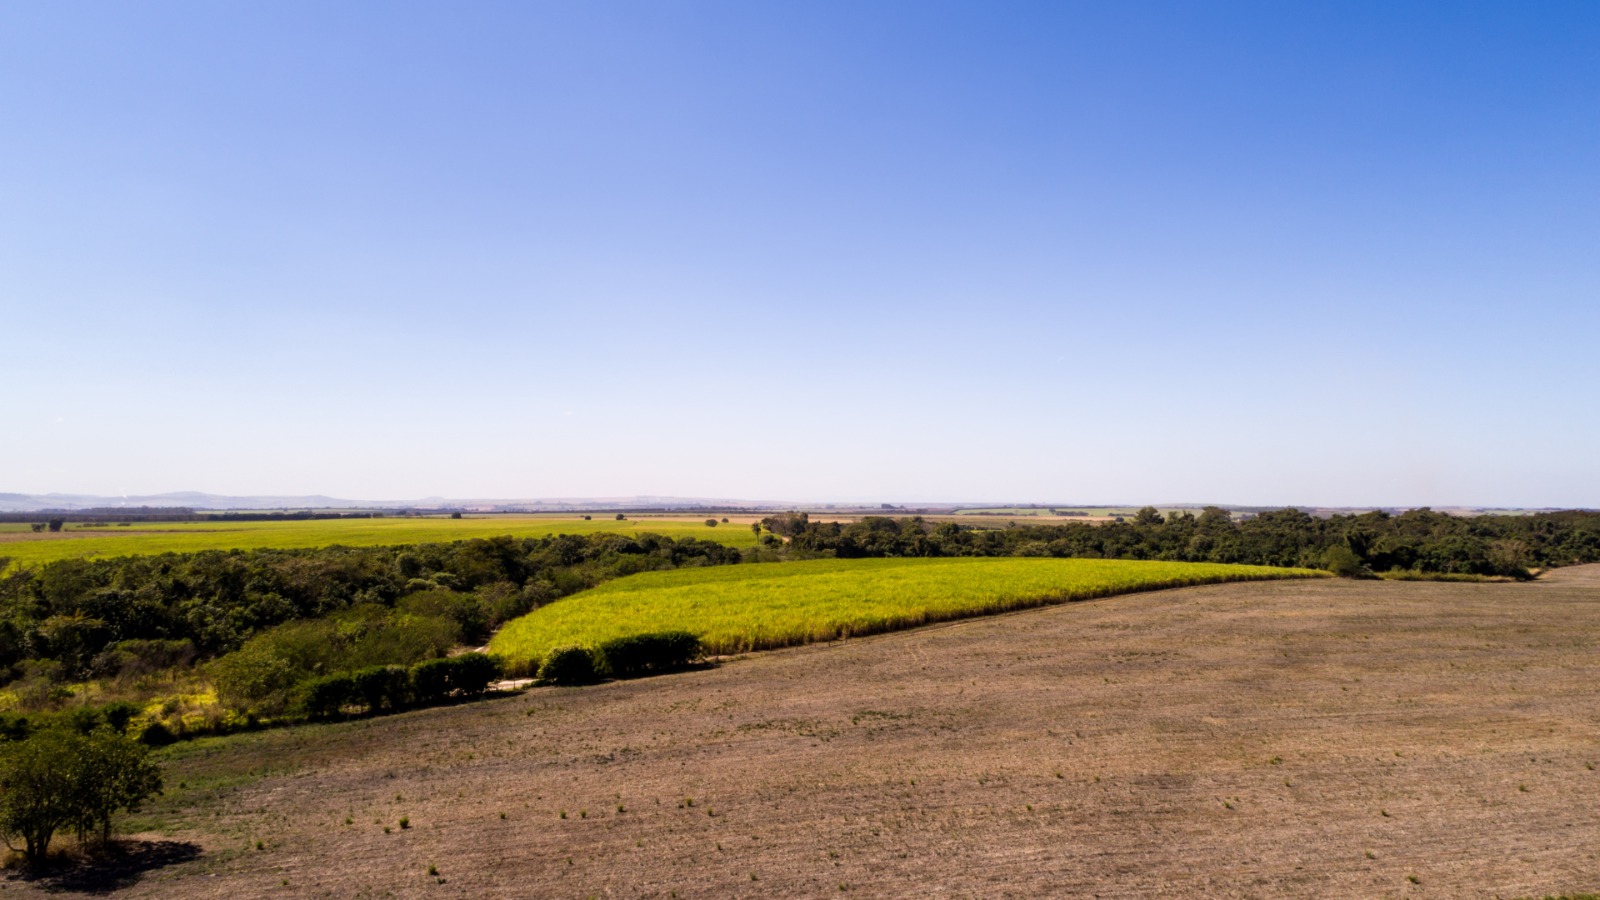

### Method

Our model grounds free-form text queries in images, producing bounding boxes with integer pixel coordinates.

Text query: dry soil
[18,566,1600,898]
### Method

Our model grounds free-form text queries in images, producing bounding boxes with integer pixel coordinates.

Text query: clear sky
[3,2,1596,507]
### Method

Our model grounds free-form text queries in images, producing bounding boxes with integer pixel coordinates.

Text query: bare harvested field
[25,567,1600,898]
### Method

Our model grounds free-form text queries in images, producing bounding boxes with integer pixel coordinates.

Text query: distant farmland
[0,515,758,568]
[951,506,1205,519]
[490,557,1322,662]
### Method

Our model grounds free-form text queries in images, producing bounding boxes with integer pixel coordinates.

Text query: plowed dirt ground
[15,567,1600,898]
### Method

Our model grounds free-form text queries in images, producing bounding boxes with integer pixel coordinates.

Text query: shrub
[0,714,33,742]
[705,519,719,527]
[449,652,501,697]
[137,721,176,746]
[409,652,501,705]
[351,666,410,713]
[598,632,702,679]
[538,646,600,686]
[409,657,455,706]
[211,643,301,717]
[302,673,357,719]
[1323,545,1368,578]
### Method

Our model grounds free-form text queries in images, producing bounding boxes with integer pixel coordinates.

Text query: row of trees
[763,508,1600,577]
[299,652,501,720]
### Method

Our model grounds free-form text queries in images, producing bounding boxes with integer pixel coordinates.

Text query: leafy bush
[211,642,301,717]
[409,653,500,704]
[598,631,702,678]
[448,652,501,697]
[0,714,33,742]
[409,657,455,706]
[99,701,140,735]
[301,673,357,719]
[137,721,176,746]
[1323,545,1369,578]
[538,646,600,686]
[351,666,410,713]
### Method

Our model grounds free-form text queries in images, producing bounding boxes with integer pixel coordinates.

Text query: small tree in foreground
[0,726,162,864]
[75,728,163,846]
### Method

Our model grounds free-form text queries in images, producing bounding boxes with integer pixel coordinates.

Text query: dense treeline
[764,508,1600,577]
[0,533,740,693]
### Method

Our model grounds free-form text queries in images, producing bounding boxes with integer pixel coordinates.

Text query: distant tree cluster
[0,534,742,731]
[764,508,1600,578]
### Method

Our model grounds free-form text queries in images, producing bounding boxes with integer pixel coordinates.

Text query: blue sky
[3,2,1596,506]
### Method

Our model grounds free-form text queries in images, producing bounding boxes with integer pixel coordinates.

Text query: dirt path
[28,567,1600,898]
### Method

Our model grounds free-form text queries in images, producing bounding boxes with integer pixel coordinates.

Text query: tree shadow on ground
[5,840,202,894]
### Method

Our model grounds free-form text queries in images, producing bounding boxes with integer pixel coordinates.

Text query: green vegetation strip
[490,557,1323,662]
[0,516,754,568]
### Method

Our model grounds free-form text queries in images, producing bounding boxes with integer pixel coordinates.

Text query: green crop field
[490,557,1323,663]
[0,515,756,569]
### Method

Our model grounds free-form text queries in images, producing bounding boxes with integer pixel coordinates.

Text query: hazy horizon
[0,489,1587,514]
[6,2,1597,507]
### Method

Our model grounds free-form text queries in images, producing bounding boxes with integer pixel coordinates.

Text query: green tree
[74,727,163,845]
[0,726,161,864]
[211,641,301,716]
[1323,545,1367,578]
[0,728,79,862]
